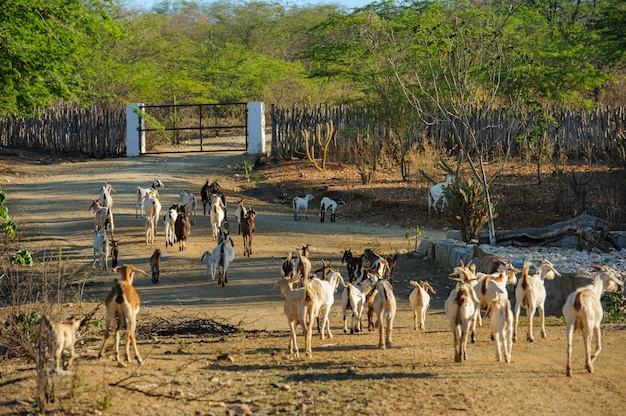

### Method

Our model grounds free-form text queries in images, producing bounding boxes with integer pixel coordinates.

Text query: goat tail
[574,292,582,312]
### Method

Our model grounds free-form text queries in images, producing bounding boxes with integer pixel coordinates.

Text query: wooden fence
[0,106,126,158]
[271,104,626,162]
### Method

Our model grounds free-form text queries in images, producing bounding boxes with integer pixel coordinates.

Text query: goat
[310,268,346,340]
[470,259,519,343]
[210,193,226,240]
[142,189,161,236]
[371,279,397,349]
[341,274,376,334]
[150,248,162,284]
[293,244,313,284]
[42,314,84,371]
[278,276,319,358]
[98,265,149,364]
[163,205,177,247]
[179,190,197,221]
[341,249,364,283]
[513,259,561,342]
[444,267,479,362]
[470,244,506,274]
[201,180,224,216]
[363,248,390,279]
[136,179,163,217]
[92,229,110,271]
[234,199,248,235]
[428,175,454,214]
[174,209,191,251]
[409,280,436,331]
[564,265,623,377]
[320,196,344,223]
[241,208,256,257]
[144,217,154,245]
[111,239,120,269]
[281,252,297,279]
[490,295,514,363]
[210,230,235,286]
[98,182,114,213]
[292,194,315,221]
[89,200,114,235]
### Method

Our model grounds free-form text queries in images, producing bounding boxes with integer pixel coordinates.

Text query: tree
[0,0,121,115]
[391,2,525,244]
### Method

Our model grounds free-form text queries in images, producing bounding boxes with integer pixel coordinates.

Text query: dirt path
[1,151,625,415]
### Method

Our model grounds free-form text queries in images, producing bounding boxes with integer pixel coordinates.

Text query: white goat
[563,265,623,377]
[311,268,346,340]
[210,231,235,286]
[163,204,181,247]
[136,180,163,217]
[409,280,436,331]
[444,268,479,362]
[142,189,161,236]
[278,276,319,358]
[42,315,84,371]
[92,229,110,271]
[470,259,519,343]
[319,196,344,223]
[513,259,561,342]
[341,274,376,334]
[89,200,114,235]
[210,194,226,240]
[179,190,197,220]
[371,279,397,349]
[428,175,454,214]
[98,265,149,364]
[144,217,154,245]
[490,295,514,363]
[292,194,315,221]
[98,182,114,213]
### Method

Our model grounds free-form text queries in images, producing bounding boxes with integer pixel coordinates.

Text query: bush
[443,178,496,242]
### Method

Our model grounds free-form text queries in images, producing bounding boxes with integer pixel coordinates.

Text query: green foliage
[0,191,17,238]
[443,178,496,242]
[0,0,121,115]
[602,292,625,323]
[10,249,33,268]
[405,225,428,252]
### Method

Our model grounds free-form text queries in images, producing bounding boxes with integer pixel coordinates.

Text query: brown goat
[241,208,256,257]
[98,265,148,364]
[470,244,505,274]
[42,314,84,371]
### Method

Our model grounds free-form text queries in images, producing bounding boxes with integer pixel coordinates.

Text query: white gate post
[126,103,145,157]
[247,102,265,154]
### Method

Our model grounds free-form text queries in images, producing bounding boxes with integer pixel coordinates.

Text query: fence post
[126,103,145,157]
[247,102,265,154]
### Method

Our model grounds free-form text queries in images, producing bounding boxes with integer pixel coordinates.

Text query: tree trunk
[478,213,618,251]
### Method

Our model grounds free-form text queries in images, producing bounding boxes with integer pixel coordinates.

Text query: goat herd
[43,177,621,379]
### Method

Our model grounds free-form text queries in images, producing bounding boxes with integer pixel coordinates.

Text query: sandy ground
[1,151,625,415]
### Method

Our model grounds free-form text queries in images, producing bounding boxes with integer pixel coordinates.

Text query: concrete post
[126,103,145,157]
[247,102,265,154]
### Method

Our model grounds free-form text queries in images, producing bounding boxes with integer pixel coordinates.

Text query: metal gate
[139,102,248,154]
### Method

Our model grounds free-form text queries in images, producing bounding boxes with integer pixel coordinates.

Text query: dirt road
[1,151,624,415]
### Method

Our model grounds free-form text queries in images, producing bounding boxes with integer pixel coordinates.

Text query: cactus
[443,178,496,242]
[565,170,594,213]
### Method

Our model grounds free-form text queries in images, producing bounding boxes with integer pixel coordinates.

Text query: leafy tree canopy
[0,0,122,115]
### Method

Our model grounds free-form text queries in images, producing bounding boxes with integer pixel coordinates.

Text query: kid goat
[409,280,436,331]
[98,265,149,364]
[445,267,479,362]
